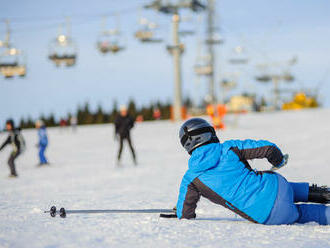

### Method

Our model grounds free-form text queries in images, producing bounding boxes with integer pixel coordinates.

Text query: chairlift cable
[0,5,139,24]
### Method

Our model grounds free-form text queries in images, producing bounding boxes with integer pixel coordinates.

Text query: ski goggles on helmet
[180,126,216,147]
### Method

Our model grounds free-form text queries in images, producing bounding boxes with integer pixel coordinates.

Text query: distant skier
[176,118,330,225]
[0,119,25,177]
[114,105,137,165]
[35,120,49,166]
[70,115,78,132]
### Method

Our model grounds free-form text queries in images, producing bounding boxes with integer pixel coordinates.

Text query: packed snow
[0,109,330,248]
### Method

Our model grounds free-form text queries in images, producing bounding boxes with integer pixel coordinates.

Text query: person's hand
[271,154,289,171]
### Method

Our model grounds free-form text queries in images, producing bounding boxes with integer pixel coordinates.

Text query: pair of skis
[45,206,177,218]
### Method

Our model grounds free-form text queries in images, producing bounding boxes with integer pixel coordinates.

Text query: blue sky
[0,0,329,126]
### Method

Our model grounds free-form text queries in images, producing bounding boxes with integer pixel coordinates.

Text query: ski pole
[45,206,176,218]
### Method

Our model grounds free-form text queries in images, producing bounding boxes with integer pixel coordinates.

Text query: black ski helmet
[179,118,219,155]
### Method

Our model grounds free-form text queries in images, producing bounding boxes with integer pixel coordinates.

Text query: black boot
[308,184,330,204]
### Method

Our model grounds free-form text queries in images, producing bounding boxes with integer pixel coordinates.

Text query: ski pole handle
[159,213,177,218]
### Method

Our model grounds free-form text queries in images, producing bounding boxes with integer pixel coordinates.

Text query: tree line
[19,99,173,129]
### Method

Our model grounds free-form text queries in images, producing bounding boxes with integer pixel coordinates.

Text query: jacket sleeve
[14,134,21,151]
[176,176,201,219]
[129,116,135,129]
[232,139,284,168]
[0,136,10,151]
[114,117,120,134]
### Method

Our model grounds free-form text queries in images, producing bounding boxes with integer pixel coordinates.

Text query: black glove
[271,154,289,171]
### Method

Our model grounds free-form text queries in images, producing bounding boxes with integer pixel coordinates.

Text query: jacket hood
[188,142,222,174]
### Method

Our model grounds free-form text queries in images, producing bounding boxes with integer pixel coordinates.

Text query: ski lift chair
[166,44,184,55]
[255,75,272,83]
[228,46,249,64]
[222,79,237,90]
[205,34,224,45]
[282,73,294,82]
[0,47,26,78]
[17,65,26,77]
[108,42,124,53]
[48,35,77,67]
[194,54,212,76]
[64,55,76,67]
[49,53,76,67]
[135,30,153,42]
[48,54,61,67]
[194,64,212,76]
[135,28,162,43]
[1,66,15,78]
[135,16,163,43]
[97,34,112,54]
[97,41,110,54]
[228,58,249,64]
[97,34,124,54]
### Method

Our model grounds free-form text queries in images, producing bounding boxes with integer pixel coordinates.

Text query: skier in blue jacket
[176,118,330,225]
[35,120,49,165]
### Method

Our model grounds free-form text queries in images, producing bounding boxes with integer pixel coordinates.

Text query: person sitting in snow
[0,119,25,177]
[176,118,330,225]
[35,120,49,166]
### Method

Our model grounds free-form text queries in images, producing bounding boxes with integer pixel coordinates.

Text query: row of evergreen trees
[19,99,172,129]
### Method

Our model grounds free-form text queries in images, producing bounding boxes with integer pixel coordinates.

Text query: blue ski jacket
[176,140,285,224]
[38,126,48,147]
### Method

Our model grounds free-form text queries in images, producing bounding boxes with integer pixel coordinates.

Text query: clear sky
[0,0,329,126]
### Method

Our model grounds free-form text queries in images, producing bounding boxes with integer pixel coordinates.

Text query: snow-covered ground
[0,109,329,248]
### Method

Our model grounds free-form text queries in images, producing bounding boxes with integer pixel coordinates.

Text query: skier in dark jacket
[114,106,137,165]
[0,119,24,177]
[35,120,49,165]
[176,118,330,225]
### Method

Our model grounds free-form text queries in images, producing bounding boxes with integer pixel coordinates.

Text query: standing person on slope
[176,118,330,225]
[0,119,25,177]
[114,106,137,166]
[35,120,49,166]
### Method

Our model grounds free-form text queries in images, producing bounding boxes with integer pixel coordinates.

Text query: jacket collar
[188,142,221,174]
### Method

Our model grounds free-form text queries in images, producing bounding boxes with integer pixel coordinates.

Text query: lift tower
[206,0,216,104]
[145,0,206,121]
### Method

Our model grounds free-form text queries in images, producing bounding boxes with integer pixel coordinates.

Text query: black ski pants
[8,151,20,176]
[117,135,136,161]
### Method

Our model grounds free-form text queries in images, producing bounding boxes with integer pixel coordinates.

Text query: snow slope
[0,109,329,248]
